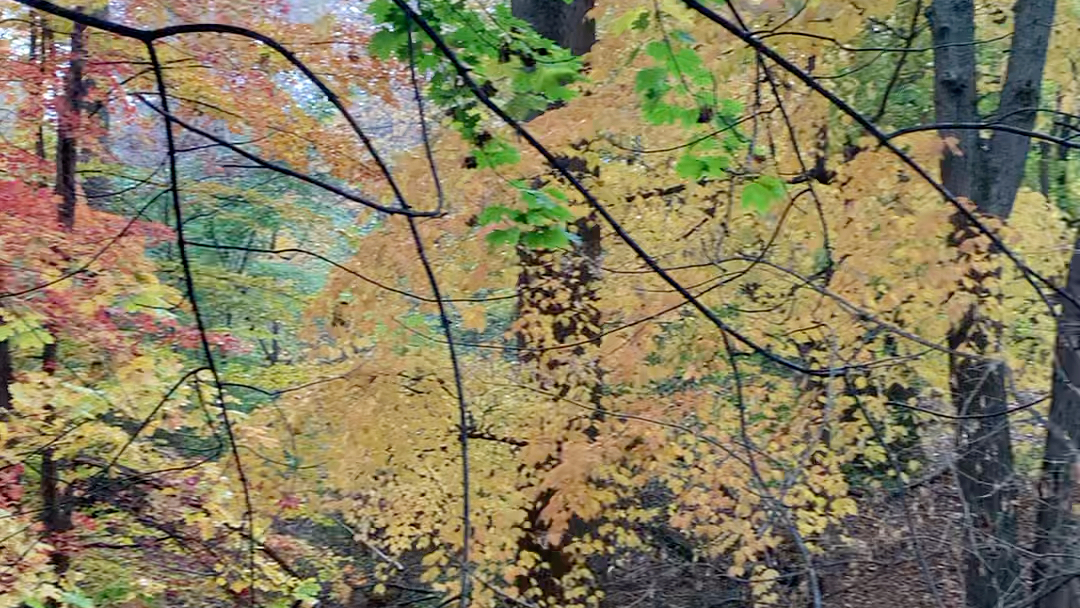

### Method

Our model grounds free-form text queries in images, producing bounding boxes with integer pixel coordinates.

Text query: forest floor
[820,474,966,607]
[818,411,1049,608]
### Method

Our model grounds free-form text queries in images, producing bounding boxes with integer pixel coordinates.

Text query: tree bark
[55,19,86,231]
[511,0,595,57]
[930,4,1015,605]
[982,0,1057,217]
[930,1,1056,607]
[40,18,88,600]
[930,0,978,198]
[0,340,12,412]
[1034,232,1080,608]
[1034,95,1079,608]
[508,6,595,598]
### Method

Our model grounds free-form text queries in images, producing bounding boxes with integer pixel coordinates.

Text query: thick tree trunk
[511,0,595,57]
[508,6,596,594]
[930,4,1016,603]
[930,1,1056,607]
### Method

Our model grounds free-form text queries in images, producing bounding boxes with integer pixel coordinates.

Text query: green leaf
[521,226,571,250]
[369,29,406,60]
[635,67,668,96]
[61,590,95,608]
[742,176,787,214]
[504,93,548,120]
[477,205,515,226]
[643,102,676,125]
[474,139,521,168]
[719,98,745,121]
[540,204,574,222]
[741,183,772,213]
[543,187,569,202]
[702,155,730,177]
[694,136,719,151]
[486,227,522,248]
[292,579,322,601]
[675,153,728,180]
[530,65,580,101]
[522,190,561,211]
[758,174,787,198]
[677,106,703,127]
[367,0,396,21]
[523,209,554,225]
[645,41,669,62]
[673,48,705,74]
[675,154,707,180]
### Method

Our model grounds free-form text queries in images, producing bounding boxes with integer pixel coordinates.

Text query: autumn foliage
[1,1,1079,608]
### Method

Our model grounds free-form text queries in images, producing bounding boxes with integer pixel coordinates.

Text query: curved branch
[885,122,1080,150]
[755,30,1009,54]
[14,0,434,218]
[134,96,430,217]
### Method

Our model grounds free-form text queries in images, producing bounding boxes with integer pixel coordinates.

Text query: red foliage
[0,178,245,358]
[0,463,25,510]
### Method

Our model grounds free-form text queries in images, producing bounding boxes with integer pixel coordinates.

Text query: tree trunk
[930,1,1056,607]
[507,7,595,595]
[30,13,50,167]
[55,19,86,231]
[40,342,72,600]
[1033,95,1080,608]
[40,17,89,599]
[930,0,977,199]
[0,340,12,412]
[1033,232,1080,608]
[511,0,595,57]
[512,193,603,605]
[981,0,1057,218]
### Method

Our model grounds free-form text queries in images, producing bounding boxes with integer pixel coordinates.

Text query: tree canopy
[1,1,1079,608]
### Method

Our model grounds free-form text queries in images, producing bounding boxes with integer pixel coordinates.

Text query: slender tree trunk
[981,0,1057,218]
[55,19,86,231]
[1034,232,1080,608]
[930,0,978,199]
[80,5,110,204]
[40,342,72,599]
[32,13,52,166]
[930,1,1056,607]
[1033,100,1080,608]
[40,17,89,598]
[0,340,12,412]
